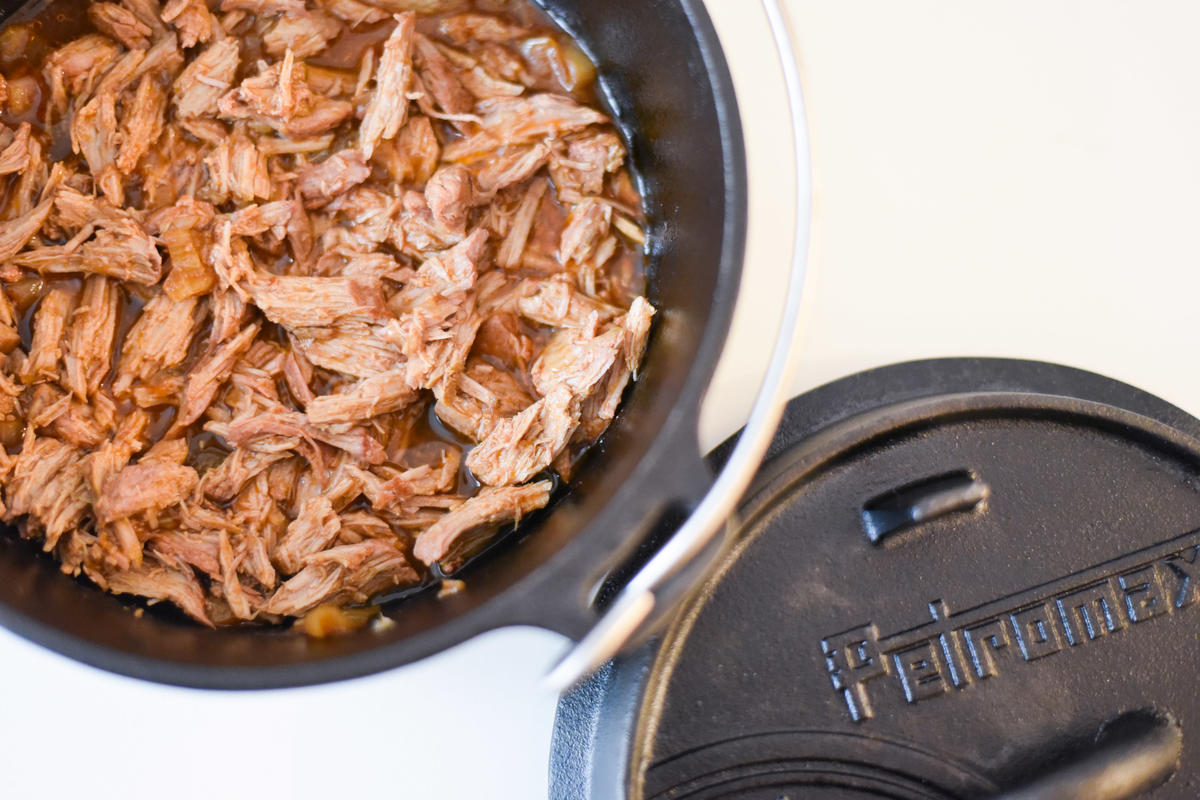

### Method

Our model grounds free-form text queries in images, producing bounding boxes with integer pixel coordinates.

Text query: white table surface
[4,2,1200,798]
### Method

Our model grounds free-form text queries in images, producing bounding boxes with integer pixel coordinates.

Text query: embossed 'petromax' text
[820,529,1200,722]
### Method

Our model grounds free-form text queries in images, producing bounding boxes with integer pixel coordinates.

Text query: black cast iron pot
[0,0,748,687]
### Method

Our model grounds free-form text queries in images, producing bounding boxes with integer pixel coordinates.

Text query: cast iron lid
[552,358,1200,800]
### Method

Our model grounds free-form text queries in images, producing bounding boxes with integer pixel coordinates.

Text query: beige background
[704,0,1200,456]
[792,0,1200,414]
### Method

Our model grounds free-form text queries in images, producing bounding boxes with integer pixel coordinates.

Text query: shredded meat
[119,74,170,174]
[88,2,152,49]
[413,481,552,569]
[93,559,212,626]
[161,0,214,49]
[296,149,371,208]
[96,460,199,523]
[264,10,341,58]
[413,31,473,116]
[0,196,55,262]
[62,276,119,399]
[5,436,91,551]
[0,124,31,177]
[262,539,417,616]
[274,496,341,574]
[0,0,651,631]
[307,370,418,424]
[316,0,387,26]
[424,164,474,238]
[112,293,200,393]
[443,94,607,162]
[247,274,388,328]
[357,12,414,159]
[178,322,260,425]
[465,385,577,486]
[173,38,240,119]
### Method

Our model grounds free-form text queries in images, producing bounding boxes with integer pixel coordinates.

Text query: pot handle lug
[511,444,715,642]
[545,0,811,692]
[995,709,1181,800]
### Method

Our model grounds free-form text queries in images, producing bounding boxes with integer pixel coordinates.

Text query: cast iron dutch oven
[0,0,768,688]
